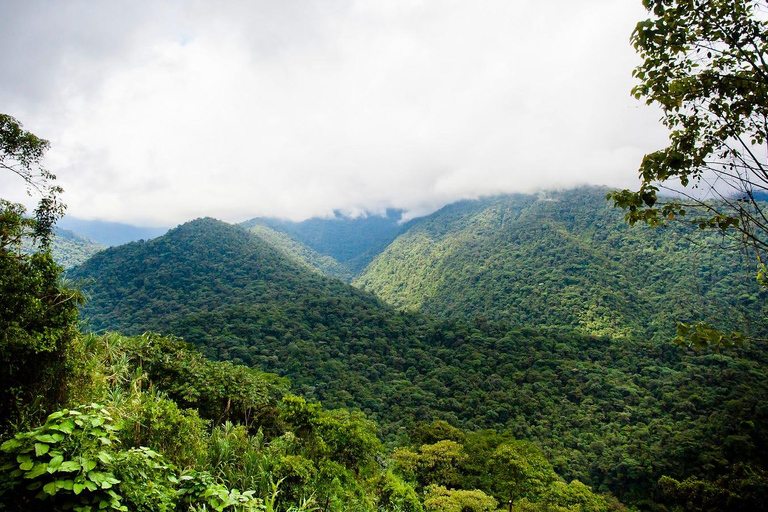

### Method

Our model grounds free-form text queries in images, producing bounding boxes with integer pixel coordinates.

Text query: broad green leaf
[57,479,74,490]
[24,463,49,479]
[96,452,113,464]
[46,411,65,422]
[34,443,50,456]
[53,420,75,434]
[88,471,105,484]
[0,438,21,451]
[34,433,64,444]
[48,455,64,471]
[58,460,81,472]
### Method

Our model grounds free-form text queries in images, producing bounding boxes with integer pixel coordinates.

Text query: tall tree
[608,0,768,348]
[0,114,64,247]
[609,0,768,269]
[0,114,80,435]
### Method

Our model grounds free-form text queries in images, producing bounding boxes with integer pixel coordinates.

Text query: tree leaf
[34,443,50,457]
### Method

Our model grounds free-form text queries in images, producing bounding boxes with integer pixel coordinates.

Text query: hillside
[242,209,404,275]
[354,187,768,342]
[244,220,354,281]
[68,213,768,507]
[22,227,104,269]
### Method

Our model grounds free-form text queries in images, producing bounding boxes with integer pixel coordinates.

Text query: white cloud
[0,0,668,225]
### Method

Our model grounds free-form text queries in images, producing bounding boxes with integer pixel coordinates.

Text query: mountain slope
[354,187,767,341]
[22,227,105,269]
[242,209,404,274]
[67,214,768,506]
[244,220,354,281]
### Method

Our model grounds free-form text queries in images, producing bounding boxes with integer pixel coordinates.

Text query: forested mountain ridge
[70,217,388,338]
[354,186,767,342]
[23,227,105,269]
[241,208,405,275]
[243,220,355,281]
[67,210,768,508]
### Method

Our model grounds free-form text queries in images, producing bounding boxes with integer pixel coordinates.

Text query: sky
[0,0,669,226]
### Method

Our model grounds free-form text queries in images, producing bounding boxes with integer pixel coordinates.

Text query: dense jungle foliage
[3,203,617,512]
[29,227,104,270]
[244,221,354,281]
[242,209,404,275]
[67,198,768,509]
[355,187,768,343]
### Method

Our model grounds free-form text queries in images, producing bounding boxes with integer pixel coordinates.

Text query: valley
[60,186,768,509]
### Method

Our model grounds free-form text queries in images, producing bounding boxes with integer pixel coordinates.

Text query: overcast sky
[0,0,669,226]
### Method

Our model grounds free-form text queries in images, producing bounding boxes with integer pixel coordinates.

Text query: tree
[0,114,64,247]
[609,1,768,263]
[608,0,768,347]
[0,114,79,434]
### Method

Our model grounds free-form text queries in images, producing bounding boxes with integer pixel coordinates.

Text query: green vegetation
[608,0,768,267]
[2,178,614,510]
[7,16,768,505]
[245,221,354,281]
[242,208,404,275]
[356,187,767,342]
[67,199,768,509]
[3,225,616,511]
[23,227,104,270]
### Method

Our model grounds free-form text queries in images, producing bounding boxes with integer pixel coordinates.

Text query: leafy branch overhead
[608,0,768,261]
[0,114,64,247]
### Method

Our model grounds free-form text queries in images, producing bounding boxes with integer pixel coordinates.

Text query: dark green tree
[0,114,81,435]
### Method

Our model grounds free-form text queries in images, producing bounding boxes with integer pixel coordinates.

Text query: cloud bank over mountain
[0,0,668,225]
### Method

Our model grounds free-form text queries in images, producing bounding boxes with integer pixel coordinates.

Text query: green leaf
[34,433,63,444]
[96,452,113,464]
[43,481,58,495]
[24,463,49,479]
[57,479,74,490]
[73,482,86,495]
[46,411,65,422]
[53,419,75,434]
[88,471,106,485]
[48,455,64,471]
[58,460,81,472]
[34,443,50,457]
[0,438,22,452]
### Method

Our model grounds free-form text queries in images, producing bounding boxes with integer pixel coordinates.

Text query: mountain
[244,220,354,281]
[21,226,104,269]
[50,227,105,269]
[57,217,169,246]
[354,186,768,341]
[241,209,404,274]
[68,212,768,506]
